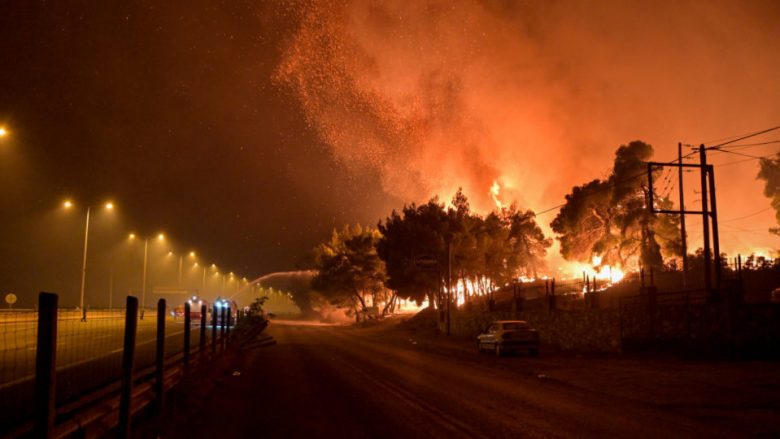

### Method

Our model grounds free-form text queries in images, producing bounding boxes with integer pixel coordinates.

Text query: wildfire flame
[489,180,505,210]
[564,255,625,292]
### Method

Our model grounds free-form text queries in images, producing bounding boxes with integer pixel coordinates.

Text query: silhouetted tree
[551,141,681,270]
[378,190,552,307]
[377,199,449,309]
[757,152,780,237]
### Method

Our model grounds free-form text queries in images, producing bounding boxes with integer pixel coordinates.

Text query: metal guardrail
[1,292,238,438]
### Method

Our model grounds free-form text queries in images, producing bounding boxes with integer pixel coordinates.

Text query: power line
[711,149,775,160]
[716,156,763,168]
[721,139,780,150]
[721,206,774,223]
[710,124,780,148]
[701,123,780,145]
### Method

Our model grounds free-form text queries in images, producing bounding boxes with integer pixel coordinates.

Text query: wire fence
[0,297,237,436]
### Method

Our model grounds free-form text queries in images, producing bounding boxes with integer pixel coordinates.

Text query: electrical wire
[720,206,774,223]
[700,123,780,145]
[711,149,776,160]
[721,139,780,150]
[715,156,763,168]
[710,125,780,148]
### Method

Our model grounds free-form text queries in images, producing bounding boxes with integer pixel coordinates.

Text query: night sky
[1,1,779,307]
[1,1,402,306]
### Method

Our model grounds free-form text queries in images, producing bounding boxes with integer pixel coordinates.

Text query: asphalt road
[152,319,780,438]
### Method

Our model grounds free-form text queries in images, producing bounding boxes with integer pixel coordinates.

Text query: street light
[128,232,165,313]
[0,127,7,137]
[178,251,197,287]
[64,200,115,314]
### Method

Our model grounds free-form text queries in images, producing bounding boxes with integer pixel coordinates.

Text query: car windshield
[502,322,528,330]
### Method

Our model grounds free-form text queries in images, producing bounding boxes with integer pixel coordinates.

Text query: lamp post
[64,200,114,314]
[129,232,164,313]
[178,251,196,287]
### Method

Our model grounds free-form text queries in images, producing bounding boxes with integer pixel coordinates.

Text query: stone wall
[447,306,622,353]
[445,301,780,355]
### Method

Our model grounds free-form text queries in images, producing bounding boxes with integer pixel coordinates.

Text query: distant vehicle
[477,320,540,357]
[173,296,208,321]
[771,288,780,303]
[211,299,238,326]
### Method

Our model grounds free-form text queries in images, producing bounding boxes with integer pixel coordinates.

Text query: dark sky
[0,1,400,306]
[2,0,779,307]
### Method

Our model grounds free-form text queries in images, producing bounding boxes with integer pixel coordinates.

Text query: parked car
[477,320,540,357]
[771,287,780,303]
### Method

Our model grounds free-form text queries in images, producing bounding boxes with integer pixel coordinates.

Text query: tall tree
[311,225,387,320]
[503,206,552,278]
[551,141,681,270]
[377,199,449,308]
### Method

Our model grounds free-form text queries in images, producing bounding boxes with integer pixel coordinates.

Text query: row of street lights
[61,198,249,312]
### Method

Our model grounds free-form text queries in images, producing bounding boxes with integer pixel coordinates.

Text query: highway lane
[0,314,212,434]
[1,312,187,387]
[153,320,779,438]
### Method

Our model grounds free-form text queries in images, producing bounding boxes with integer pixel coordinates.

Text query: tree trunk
[381,292,397,316]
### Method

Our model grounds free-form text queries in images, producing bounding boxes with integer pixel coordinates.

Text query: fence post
[183,302,191,371]
[200,304,207,362]
[211,304,217,357]
[118,296,139,439]
[33,292,58,439]
[154,299,166,416]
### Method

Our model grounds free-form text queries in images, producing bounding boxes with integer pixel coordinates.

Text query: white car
[477,320,540,357]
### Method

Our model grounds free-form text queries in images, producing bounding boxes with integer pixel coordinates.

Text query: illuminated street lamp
[0,127,7,137]
[173,250,197,287]
[128,232,165,312]
[64,200,115,314]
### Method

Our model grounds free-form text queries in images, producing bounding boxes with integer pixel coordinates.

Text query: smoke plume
[275,0,780,253]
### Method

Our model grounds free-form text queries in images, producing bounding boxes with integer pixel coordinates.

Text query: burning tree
[551,141,681,271]
[377,190,551,308]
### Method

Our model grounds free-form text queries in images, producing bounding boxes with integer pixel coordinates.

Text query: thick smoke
[275,0,780,253]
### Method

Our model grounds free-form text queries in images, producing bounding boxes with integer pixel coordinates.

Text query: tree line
[309,141,693,320]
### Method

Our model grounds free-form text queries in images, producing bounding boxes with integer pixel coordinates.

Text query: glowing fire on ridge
[563,254,626,292]
[489,180,505,210]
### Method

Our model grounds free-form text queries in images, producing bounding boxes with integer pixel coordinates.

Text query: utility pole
[707,159,722,288]
[699,144,712,296]
[678,142,688,287]
[647,143,722,301]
